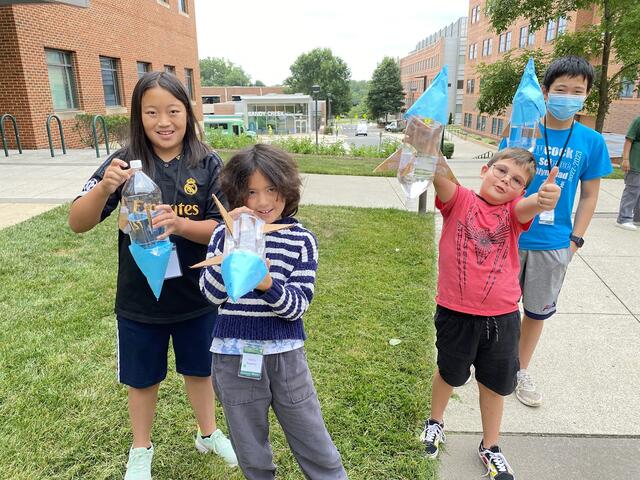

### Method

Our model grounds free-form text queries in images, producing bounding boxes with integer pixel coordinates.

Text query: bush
[442,141,454,159]
[349,138,401,159]
[204,128,256,150]
[74,113,130,149]
[272,136,347,156]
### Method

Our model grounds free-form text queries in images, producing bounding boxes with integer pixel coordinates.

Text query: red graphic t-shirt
[436,185,531,316]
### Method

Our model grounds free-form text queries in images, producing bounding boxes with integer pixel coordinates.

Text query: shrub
[442,141,454,159]
[74,113,130,149]
[204,128,256,150]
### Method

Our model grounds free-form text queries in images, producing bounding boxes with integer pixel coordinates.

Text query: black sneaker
[419,419,445,459]
[478,442,515,479]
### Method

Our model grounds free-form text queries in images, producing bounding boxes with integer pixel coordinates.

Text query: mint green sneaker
[195,429,238,467]
[124,444,154,480]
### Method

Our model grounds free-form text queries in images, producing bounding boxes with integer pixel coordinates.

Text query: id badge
[164,244,183,279]
[539,209,555,225]
[238,344,263,380]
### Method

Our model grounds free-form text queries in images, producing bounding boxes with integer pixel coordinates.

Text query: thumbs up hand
[537,166,561,211]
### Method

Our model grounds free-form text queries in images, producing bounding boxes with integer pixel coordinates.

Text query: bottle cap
[130,160,142,169]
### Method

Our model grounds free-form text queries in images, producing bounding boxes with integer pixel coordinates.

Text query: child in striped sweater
[199,144,347,480]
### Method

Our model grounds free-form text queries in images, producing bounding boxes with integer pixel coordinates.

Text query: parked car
[355,121,368,136]
[385,120,405,132]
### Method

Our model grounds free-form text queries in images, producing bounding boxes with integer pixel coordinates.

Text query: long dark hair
[221,144,302,218]
[124,71,209,173]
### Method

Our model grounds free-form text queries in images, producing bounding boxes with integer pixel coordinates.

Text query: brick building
[0,0,201,150]
[201,86,284,114]
[463,0,640,138]
[400,17,467,125]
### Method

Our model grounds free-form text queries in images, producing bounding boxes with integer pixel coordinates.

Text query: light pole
[326,93,332,129]
[311,84,320,150]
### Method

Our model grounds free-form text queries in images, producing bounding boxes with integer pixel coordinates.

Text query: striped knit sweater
[199,217,318,341]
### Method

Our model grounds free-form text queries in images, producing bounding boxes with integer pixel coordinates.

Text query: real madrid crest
[184,177,198,195]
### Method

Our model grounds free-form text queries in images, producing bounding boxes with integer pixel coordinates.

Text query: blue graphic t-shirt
[499,121,612,250]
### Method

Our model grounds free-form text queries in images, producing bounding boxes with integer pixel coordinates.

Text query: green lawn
[605,167,625,179]
[0,205,437,479]
[218,150,395,177]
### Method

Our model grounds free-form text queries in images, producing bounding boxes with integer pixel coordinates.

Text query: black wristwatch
[569,234,584,248]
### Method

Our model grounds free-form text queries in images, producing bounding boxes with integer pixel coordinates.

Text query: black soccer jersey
[77,149,226,324]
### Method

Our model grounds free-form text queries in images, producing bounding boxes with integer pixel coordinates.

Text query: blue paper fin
[404,65,449,125]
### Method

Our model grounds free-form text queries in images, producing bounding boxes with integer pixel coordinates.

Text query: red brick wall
[400,40,446,106]
[0,0,201,149]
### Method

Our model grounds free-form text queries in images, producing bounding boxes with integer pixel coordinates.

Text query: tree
[484,0,640,132]
[199,57,252,86]
[254,80,265,87]
[283,48,352,115]
[366,57,405,123]
[476,49,548,117]
[350,80,370,107]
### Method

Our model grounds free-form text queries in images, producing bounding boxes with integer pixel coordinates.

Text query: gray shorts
[519,248,573,320]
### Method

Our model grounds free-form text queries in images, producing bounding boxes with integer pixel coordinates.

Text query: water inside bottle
[398,153,437,198]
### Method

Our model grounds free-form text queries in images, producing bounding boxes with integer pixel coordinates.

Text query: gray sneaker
[515,369,542,407]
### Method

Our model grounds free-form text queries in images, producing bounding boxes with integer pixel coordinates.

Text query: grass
[217,150,395,177]
[0,205,437,479]
[605,167,625,179]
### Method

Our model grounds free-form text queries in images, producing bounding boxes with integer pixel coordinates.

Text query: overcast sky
[194,0,469,85]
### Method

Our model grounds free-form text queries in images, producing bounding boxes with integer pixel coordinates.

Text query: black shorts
[434,305,520,396]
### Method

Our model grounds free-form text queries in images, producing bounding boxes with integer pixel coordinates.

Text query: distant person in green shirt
[615,116,640,231]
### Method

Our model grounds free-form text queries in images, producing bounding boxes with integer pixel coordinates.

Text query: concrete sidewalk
[1,140,639,479]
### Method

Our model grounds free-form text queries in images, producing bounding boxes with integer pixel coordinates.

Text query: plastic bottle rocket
[507,57,546,152]
[121,160,173,300]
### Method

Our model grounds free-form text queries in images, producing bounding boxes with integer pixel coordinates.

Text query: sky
[194,0,469,86]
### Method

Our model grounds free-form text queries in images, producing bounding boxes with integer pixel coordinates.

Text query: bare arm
[621,138,632,173]
[570,178,600,252]
[68,158,131,233]
[433,170,457,203]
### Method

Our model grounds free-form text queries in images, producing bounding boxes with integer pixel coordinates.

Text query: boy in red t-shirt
[421,148,560,480]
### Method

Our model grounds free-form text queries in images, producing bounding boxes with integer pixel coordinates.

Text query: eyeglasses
[490,164,526,190]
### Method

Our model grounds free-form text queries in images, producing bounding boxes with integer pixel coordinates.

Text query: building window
[471,5,480,23]
[184,68,194,100]
[480,116,487,132]
[499,33,506,52]
[620,77,637,98]
[557,17,567,35]
[505,31,512,50]
[202,95,220,104]
[476,115,481,130]
[231,95,241,101]
[100,56,121,107]
[179,0,188,13]
[497,119,504,136]
[482,38,493,56]
[528,28,536,45]
[164,65,176,75]
[469,43,478,60]
[519,26,528,48]
[457,79,464,90]
[466,79,475,94]
[491,118,497,135]
[137,61,151,79]
[546,19,557,41]
[45,49,78,111]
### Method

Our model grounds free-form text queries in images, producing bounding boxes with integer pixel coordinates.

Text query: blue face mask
[546,93,586,121]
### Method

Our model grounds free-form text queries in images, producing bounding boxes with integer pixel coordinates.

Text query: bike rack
[92,114,110,158]
[473,151,494,159]
[1,114,23,157]
[46,113,67,158]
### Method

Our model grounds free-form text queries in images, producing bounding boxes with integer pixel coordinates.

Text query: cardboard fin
[373,148,402,173]
[262,223,292,234]
[212,194,234,235]
[190,255,223,269]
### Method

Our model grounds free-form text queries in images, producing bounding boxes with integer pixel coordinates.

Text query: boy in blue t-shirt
[499,56,612,407]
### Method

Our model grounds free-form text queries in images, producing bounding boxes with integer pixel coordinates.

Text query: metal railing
[46,113,67,158]
[92,115,110,158]
[1,114,22,157]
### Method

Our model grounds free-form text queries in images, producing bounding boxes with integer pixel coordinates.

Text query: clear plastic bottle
[121,160,168,248]
[507,121,537,152]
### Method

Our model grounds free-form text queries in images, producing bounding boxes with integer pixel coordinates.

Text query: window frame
[45,48,79,111]
[184,68,194,100]
[99,55,122,107]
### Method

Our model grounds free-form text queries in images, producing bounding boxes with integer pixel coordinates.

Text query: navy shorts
[116,312,216,388]
[434,305,520,396]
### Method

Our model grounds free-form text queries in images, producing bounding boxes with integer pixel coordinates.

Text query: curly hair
[220,144,302,218]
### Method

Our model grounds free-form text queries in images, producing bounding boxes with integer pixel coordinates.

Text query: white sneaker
[124,444,153,480]
[515,369,542,407]
[615,222,638,231]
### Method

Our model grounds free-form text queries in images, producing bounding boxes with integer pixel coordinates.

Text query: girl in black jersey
[69,72,237,479]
